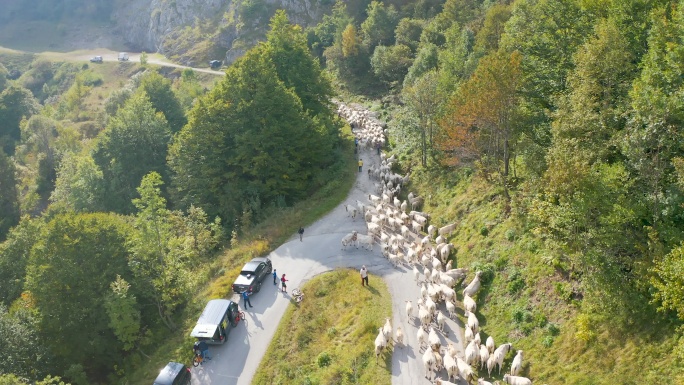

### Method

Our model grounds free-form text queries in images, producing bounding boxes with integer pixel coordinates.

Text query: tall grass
[253,269,393,385]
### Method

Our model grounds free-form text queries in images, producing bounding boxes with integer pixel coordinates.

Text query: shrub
[471,261,495,283]
[547,323,560,336]
[505,229,516,241]
[317,352,332,367]
[541,335,554,347]
[575,314,596,342]
[480,226,489,236]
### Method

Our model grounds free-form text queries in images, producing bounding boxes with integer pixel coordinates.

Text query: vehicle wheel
[255,281,262,293]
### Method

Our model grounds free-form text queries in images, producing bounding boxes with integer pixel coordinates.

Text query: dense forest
[2,0,684,383]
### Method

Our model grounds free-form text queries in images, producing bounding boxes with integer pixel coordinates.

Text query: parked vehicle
[190,299,240,344]
[90,56,103,63]
[209,59,222,69]
[232,257,272,294]
[152,362,191,385]
[118,52,129,61]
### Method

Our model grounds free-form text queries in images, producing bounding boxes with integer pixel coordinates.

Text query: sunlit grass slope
[253,269,393,385]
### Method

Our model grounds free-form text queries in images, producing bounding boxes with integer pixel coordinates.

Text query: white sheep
[340,231,358,249]
[473,331,481,347]
[438,222,458,236]
[405,300,414,320]
[447,342,458,358]
[425,297,437,316]
[445,268,468,283]
[464,339,479,366]
[443,353,460,382]
[464,310,479,333]
[463,271,483,297]
[479,344,490,370]
[428,327,441,351]
[435,235,446,244]
[382,317,392,341]
[434,350,444,372]
[439,284,456,302]
[511,350,523,376]
[422,349,436,381]
[356,234,374,250]
[367,222,380,236]
[463,294,477,313]
[418,304,431,330]
[446,300,457,319]
[413,265,421,283]
[411,220,422,234]
[417,324,428,351]
[423,266,432,282]
[374,327,386,362]
[436,311,447,333]
[478,379,494,385]
[464,324,474,344]
[439,243,454,262]
[503,374,532,385]
[395,326,404,347]
[427,224,436,238]
[456,355,475,383]
[344,204,357,219]
[493,342,513,375]
[487,354,497,377]
[486,336,495,354]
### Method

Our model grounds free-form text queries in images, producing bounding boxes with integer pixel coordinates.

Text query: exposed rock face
[113,0,229,52]
[113,0,329,65]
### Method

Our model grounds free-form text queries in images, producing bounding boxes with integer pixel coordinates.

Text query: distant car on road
[209,60,222,69]
[90,56,103,63]
[118,52,129,61]
[232,257,272,294]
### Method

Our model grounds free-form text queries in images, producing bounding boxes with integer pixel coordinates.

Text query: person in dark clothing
[298,226,304,241]
[242,290,253,308]
[196,340,211,360]
[273,269,278,285]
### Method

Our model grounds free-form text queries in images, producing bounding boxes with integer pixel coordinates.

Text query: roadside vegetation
[253,269,393,385]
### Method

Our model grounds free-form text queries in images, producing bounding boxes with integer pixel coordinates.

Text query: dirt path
[190,144,467,385]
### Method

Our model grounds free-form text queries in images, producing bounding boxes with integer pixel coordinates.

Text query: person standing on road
[281,274,288,293]
[358,159,363,172]
[360,265,368,286]
[298,226,304,241]
[242,290,253,308]
[273,269,278,285]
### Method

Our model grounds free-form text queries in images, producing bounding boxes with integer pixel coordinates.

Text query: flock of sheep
[335,102,534,385]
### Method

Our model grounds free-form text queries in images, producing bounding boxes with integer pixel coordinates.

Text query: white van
[118,52,129,61]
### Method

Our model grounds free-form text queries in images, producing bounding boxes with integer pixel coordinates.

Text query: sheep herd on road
[336,102,534,385]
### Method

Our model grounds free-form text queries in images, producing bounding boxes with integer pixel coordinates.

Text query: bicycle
[292,288,304,303]
[192,351,203,367]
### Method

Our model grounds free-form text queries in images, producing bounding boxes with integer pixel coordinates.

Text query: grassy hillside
[253,269,393,385]
[403,165,684,384]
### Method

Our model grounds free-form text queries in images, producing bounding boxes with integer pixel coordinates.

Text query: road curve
[190,145,467,385]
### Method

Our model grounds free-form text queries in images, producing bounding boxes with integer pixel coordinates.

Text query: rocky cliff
[112,0,331,65]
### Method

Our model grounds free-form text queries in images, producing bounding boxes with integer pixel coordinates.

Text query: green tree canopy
[360,1,399,50]
[0,217,42,305]
[26,213,132,375]
[92,93,171,214]
[0,148,20,239]
[170,43,332,222]
[0,85,40,155]
[137,72,187,132]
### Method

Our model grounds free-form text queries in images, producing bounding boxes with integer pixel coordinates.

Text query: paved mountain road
[191,145,468,385]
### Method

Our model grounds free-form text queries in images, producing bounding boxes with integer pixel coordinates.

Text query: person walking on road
[242,290,253,308]
[281,274,288,293]
[358,159,363,172]
[273,269,278,285]
[360,265,368,286]
[298,226,304,241]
